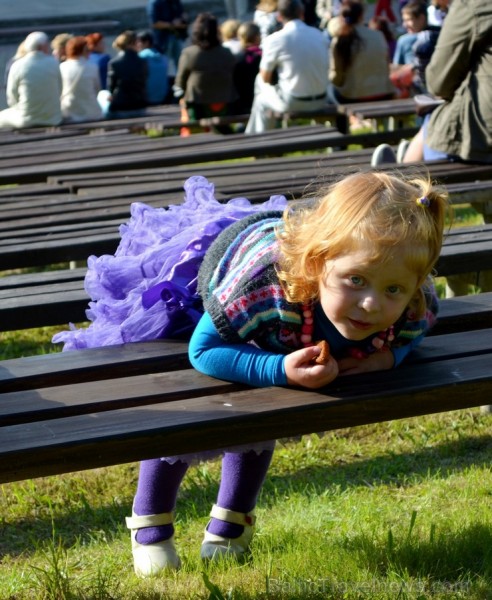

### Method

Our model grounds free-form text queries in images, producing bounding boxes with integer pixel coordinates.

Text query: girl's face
[318,246,419,341]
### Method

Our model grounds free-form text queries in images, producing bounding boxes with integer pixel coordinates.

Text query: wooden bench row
[0,105,189,142]
[0,291,490,484]
[1,151,491,272]
[0,124,423,185]
[0,97,417,141]
[1,206,491,331]
[274,97,418,132]
[1,148,491,233]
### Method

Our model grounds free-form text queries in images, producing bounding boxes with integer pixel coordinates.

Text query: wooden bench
[2,218,491,331]
[269,104,345,131]
[0,291,491,484]
[339,97,418,130]
[2,150,491,234]
[1,155,491,271]
[1,148,491,332]
[0,125,425,185]
[270,98,418,133]
[0,106,251,139]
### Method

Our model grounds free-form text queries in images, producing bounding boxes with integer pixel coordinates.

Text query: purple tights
[133,449,274,544]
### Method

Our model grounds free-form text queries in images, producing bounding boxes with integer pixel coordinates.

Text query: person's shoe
[126,511,181,576]
[200,504,255,562]
[371,144,397,167]
[397,139,410,163]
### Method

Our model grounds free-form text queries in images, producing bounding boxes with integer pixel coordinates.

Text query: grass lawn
[1,411,491,599]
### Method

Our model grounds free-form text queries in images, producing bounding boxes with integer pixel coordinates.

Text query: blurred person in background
[174,13,237,134]
[86,32,111,89]
[0,31,62,128]
[246,0,329,134]
[329,0,395,104]
[254,0,281,42]
[60,35,102,123]
[137,30,169,105]
[232,21,262,116]
[98,30,148,119]
[51,33,73,62]
[147,0,189,77]
[221,19,243,55]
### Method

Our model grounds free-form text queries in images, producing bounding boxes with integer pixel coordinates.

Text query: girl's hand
[284,346,339,389]
[337,351,395,375]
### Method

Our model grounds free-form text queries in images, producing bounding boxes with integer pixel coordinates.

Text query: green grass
[0,206,490,599]
[1,412,491,598]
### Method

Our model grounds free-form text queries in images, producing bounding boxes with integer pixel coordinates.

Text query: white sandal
[200,504,256,561]
[126,511,181,576]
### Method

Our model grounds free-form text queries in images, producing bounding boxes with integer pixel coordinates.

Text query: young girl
[54,171,448,577]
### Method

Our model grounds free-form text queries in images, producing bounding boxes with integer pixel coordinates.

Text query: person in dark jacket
[147,0,188,68]
[98,30,148,119]
[173,13,237,133]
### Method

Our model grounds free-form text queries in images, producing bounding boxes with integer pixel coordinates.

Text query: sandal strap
[126,512,174,530]
[209,504,256,527]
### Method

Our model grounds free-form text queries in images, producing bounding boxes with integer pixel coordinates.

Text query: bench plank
[0,340,189,393]
[0,292,489,390]
[0,127,425,185]
[1,346,490,483]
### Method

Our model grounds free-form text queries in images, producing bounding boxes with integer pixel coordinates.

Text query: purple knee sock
[207,449,274,539]
[133,458,188,545]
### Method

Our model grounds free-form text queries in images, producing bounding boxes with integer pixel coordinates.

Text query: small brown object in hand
[313,340,330,365]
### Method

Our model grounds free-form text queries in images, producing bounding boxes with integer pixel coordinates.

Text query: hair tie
[416,196,430,207]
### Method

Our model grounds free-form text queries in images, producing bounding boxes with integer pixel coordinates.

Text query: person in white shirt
[427,0,450,27]
[0,31,62,129]
[60,36,103,123]
[245,0,329,134]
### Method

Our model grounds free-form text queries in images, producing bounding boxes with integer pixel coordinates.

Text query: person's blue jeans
[422,113,451,161]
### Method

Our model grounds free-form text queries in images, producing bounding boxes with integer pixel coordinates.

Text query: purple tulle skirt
[52,176,288,463]
[52,175,287,350]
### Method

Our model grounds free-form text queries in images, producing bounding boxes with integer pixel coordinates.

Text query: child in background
[392,0,427,65]
[390,0,429,97]
[221,19,243,55]
[232,22,262,115]
[121,171,448,576]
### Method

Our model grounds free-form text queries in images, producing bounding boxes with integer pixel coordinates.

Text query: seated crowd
[0,27,168,127]
[0,0,452,130]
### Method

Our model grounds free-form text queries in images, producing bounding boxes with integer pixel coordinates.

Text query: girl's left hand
[337,351,395,375]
